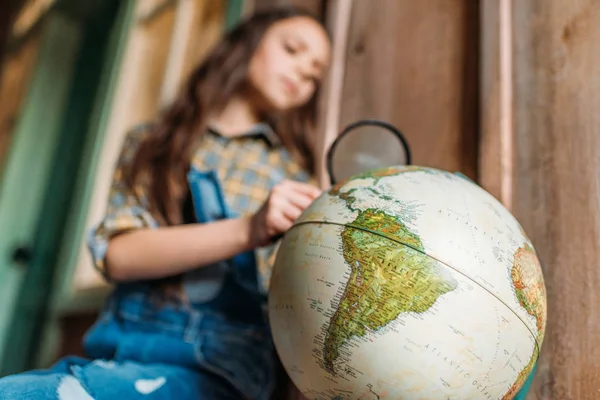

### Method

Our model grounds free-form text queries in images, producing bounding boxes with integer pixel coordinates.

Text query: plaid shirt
[87,123,313,294]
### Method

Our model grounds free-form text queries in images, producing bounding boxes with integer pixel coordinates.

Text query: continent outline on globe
[268,165,547,400]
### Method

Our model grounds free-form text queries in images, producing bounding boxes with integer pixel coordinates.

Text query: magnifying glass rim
[326,118,412,185]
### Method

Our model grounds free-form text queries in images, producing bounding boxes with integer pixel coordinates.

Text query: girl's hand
[250,180,322,247]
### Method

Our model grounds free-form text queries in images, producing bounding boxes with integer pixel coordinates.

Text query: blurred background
[0,0,598,399]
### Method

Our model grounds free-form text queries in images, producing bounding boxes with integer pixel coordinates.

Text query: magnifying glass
[326,119,412,185]
[271,119,411,243]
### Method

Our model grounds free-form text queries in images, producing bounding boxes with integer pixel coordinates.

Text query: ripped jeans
[0,282,277,400]
[0,356,241,399]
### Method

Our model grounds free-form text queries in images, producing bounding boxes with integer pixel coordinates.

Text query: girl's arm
[105,179,321,281]
[106,217,252,281]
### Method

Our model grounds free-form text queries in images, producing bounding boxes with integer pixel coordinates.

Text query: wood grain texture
[338,0,479,179]
[508,1,600,399]
[314,0,353,188]
[479,0,504,202]
[0,32,40,176]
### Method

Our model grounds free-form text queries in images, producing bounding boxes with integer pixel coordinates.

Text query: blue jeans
[0,282,276,400]
[0,357,240,399]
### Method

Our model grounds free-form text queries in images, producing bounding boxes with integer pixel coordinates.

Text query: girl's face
[248,16,330,112]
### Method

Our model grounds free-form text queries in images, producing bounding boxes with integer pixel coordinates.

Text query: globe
[268,166,546,400]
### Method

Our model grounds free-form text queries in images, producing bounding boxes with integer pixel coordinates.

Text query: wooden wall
[337,0,480,180]
[0,0,44,177]
[0,32,40,176]
[251,0,480,183]
[482,1,600,398]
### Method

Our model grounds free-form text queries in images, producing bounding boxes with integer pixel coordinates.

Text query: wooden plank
[479,0,503,202]
[136,0,174,22]
[480,0,513,207]
[127,2,176,127]
[36,4,137,372]
[315,0,353,188]
[338,0,479,179]
[11,0,54,38]
[159,0,196,106]
[508,1,600,399]
[0,10,82,369]
[178,0,226,95]
[0,31,40,177]
[45,0,136,316]
[159,0,227,106]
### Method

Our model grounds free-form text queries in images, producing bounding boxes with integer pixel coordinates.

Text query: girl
[0,6,330,400]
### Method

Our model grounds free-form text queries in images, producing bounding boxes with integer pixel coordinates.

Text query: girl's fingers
[281,180,322,199]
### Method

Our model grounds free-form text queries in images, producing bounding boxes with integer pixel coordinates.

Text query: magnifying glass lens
[328,122,411,184]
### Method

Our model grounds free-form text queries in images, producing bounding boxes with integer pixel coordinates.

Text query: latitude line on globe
[290,219,541,357]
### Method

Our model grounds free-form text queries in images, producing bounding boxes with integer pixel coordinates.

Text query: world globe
[268,166,546,400]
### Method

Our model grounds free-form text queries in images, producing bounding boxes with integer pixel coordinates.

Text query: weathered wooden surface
[338,0,480,180]
[0,32,40,176]
[486,1,600,399]
[314,0,352,188]
[479,0,507,204]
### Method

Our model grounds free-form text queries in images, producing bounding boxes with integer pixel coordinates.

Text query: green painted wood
[32,0,135,369]
[0,0,121,375]
[32,0,244,370]
[0,12,82,371]
[47,0,136,317]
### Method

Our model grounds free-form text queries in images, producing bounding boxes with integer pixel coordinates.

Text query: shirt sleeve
[86,126,160,278]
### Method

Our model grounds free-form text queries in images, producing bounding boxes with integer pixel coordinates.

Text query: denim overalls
[77,164,277,399]
[0,125,307,400]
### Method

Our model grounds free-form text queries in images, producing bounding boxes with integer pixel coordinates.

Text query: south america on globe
[268,166,546,400]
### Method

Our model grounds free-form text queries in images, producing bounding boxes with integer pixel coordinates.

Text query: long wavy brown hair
[125,7,328,226]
